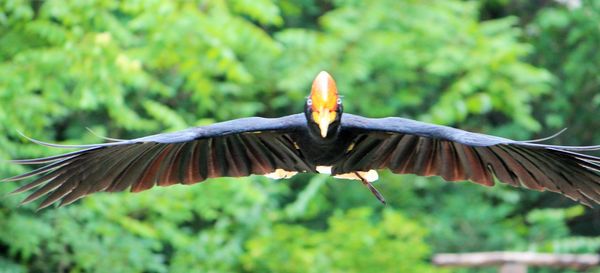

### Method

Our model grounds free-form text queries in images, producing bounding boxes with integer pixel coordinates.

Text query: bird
[3,71,600,209]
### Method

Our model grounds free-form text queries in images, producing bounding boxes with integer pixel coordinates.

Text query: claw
[355,172,386,205]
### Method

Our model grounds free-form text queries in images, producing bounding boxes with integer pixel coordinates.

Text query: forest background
[1,0,599,272]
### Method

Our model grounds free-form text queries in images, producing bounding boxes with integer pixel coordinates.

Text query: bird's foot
[355,172,386,205]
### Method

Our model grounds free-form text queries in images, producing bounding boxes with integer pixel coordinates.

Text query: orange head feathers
[308,71,341,138]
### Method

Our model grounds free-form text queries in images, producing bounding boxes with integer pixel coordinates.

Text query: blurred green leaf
[0,1,598,273]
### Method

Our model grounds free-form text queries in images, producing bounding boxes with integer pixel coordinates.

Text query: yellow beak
[314,110,336,138]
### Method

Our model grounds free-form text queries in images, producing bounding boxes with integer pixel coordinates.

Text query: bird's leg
[354,172,386,205]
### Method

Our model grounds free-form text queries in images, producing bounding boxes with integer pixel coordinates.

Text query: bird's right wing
[4,114,313,209]
[335,114,600,205]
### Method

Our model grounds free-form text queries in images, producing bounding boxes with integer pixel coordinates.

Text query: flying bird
[4,71,600,209]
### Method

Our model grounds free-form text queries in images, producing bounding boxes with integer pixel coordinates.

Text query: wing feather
[135,144,173,192]
[519,149,594,205]
[119,143,164,192]
[339,114,600,205]
[243,135,276,173]
[506,146,561,191]
[157,143,185,186]
[11,171,62,194]
[371,134,403,170]
[473,147,518,186]
[87,145,145,193]
[238,134,272,174]
[454,144,493,186]
[442,141,465,181]
[230,135,251,175]
[3,115,310,208]
[489,146,540,188]
[413,138,436,176]
[388,134,419,173]
[186,140,204,182]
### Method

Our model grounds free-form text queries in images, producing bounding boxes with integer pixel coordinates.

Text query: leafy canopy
[0,1,597,273]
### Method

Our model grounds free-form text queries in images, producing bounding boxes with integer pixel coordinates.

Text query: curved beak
[317,110,332,138]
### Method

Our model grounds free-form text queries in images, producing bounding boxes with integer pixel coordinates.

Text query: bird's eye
[307,99,313,106]
[337,98,342,104]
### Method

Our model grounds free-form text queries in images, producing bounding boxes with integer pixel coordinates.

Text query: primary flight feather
[4,71,600,209]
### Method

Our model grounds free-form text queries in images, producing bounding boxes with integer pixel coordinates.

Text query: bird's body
[4,71,600,209]
[293,126,352,166]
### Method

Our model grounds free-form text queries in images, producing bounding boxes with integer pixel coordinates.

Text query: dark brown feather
[223,136,248,177]
[454,144,493,186]
[438,141,461,181]
[157,143,186,186]
[506,146,560,191]
[388,135,419,173]
[413,138,435,176]
[12,171,63,194]
[490,146,540,189]
[134,144,173,192]
[473,147,518,186]
[38,179,78,209]
[184,140,203,184]
[238,134,272,174]
[371,134,403,170]
[108,143,160,192]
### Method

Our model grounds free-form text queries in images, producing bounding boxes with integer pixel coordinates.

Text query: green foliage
[244,208,436,273]
[276,1,552,134]
[0,0,598,272]
[530,1,600,146]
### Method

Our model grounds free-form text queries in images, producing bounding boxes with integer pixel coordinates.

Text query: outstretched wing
[4,114,313,209]
[334,114,600,206]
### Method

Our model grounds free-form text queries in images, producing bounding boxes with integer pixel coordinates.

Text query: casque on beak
[310,71,339,138]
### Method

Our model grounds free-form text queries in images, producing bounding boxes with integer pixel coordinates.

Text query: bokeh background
[1,0,599,272]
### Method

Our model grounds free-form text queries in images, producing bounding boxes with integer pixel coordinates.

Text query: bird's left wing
[334,114,600,205]
[3,114,312,209]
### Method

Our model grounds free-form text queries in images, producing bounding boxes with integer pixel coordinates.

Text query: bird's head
[305,71,343,138]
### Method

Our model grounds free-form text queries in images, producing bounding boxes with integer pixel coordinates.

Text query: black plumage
[3,71,600,209]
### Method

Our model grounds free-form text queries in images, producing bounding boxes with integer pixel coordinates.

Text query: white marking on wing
[316,166,332,174]
[316,166,379,182]
[334,170,379,182]
[264,168,298,179]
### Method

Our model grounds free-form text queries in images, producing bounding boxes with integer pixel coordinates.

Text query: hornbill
[4,71,600,209]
